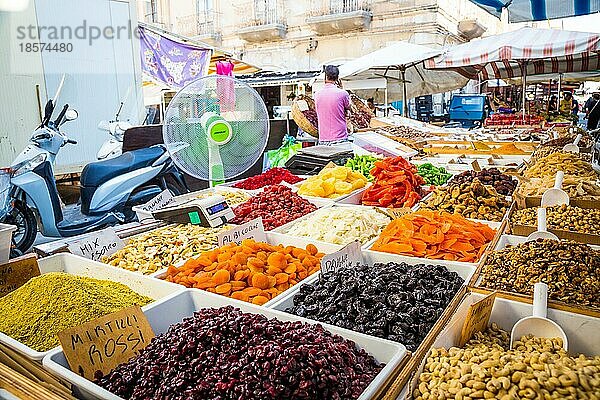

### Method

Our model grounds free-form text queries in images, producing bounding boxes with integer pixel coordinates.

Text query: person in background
[367,97,376,113]
[314,65,351,145]
[560,92,578,118]
[585,92,600,130]
[548,95,558,113]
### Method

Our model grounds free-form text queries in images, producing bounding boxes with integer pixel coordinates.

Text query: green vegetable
[417,163,452,186]
[345,155,379,182]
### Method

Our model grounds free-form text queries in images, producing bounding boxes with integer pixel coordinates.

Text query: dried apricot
[252,273,270,290]
[306,243,318,256]
[231,291,249,302]
[274,273,288,284]
[213,270,230,285]
[215,283,232,294]
[252,296,269,305]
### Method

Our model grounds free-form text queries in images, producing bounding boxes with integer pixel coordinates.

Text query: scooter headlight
[11,153,47,177]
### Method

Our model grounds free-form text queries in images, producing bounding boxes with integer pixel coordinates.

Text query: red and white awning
[427,27,600,80]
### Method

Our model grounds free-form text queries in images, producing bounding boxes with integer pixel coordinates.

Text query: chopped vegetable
[361,156,426,208]
[283,206,391,245]
[345,155,379,182]
[416,163,452,186]
[370,210,496,262]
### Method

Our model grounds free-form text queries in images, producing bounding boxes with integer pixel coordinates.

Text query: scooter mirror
[65,109,78,121]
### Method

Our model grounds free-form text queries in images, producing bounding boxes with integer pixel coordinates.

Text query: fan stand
[201,112,233,186]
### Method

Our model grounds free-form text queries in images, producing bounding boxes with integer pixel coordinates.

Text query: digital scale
[152,195,235,227]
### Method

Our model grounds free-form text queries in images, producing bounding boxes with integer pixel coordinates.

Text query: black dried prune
[285,262,464,351]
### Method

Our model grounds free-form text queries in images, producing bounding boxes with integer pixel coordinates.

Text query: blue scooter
[0,78,188,254]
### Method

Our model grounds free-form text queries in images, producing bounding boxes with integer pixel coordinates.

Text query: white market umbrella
[338,42,469,116]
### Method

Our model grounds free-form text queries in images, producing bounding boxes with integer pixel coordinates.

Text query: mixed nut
[422,178,510,222]
[450,168,517,196]
[414,323,600,400]
[479,239,600,308]
[511,205,600,236]
[103,224,230,274]
[374,125,434,142]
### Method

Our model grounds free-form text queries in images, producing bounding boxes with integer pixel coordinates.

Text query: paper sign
[68,228,124,262]
[0,254,40,298]
[58,305,154,380]
[217,217,266,246]
[471,159,482,172]
[297,100,309,112]
[138,189,174,212]
[320,240,362,275]
[459,292,496,346]
[384,207,412,220]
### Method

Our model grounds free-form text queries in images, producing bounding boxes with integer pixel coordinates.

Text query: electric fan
[162,75,270,185]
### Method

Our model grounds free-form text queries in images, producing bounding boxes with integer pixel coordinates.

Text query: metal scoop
[563,133,582,153]
[526,208,559,242]
[541,171,570,207]
[510,282,568,350]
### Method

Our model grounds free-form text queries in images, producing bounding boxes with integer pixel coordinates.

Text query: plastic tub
[43,289,408,400]
[0,253,184,361]
[154,231,343,308]
[404,290,600,400]
[0,223,16,263]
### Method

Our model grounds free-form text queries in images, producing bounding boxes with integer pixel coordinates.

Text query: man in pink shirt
[314,65,351,144]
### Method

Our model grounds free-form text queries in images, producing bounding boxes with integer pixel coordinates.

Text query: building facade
[138,0,506,71]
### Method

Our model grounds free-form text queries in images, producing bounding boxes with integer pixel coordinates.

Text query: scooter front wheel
[2,202,37,255]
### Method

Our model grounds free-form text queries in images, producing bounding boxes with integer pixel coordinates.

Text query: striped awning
[469,0,600,22]
[426,27,600,80]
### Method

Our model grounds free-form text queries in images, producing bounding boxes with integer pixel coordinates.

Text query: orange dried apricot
[213,270,231,285]
[252,272,270,290]
[215,283,232,294]
[252,296,269,305]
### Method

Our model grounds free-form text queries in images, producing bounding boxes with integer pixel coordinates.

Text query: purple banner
[139,26,211,89]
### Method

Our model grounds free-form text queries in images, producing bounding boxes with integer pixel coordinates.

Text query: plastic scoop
[562,133,582,153]
[526,208,559,242]
[510,282,568,350]
[541,171,570,207]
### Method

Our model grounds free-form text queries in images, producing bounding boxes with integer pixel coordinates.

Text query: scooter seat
[81,147,165,187]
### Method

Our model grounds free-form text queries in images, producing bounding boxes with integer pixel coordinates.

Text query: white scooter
[97,95,131,160]
[0,78,189,254]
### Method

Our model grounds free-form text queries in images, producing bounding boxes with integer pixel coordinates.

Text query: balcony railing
[307,0,372,34]
[237,1,287,42]
[309,0,371,17]
[177,12,221,43]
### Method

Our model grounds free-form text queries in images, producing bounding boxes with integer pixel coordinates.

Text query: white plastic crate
[43,289,408,400]
[0,253,183,361]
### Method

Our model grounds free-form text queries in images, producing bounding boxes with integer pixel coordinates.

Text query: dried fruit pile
[421,178,510,222]
[195,188,250,206]
[374,125,433,142]
[283,206,391,245]
[361,156,426,208]
[480,239,600,308]
[286,262,463,351]
[298,166,368,198]
[518,176,600,199]
[163,239,322,305]
[232,167,302,190]
[103,224,231,274]
[449,168,517,196]
[231,185,317,230]
[524,152,597,180]
[95,306,384,400]
[345,154,379,181]
[371,210,496,262]
[416,163,452,186]
[414,324,600,400]
[511,204,600,235]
